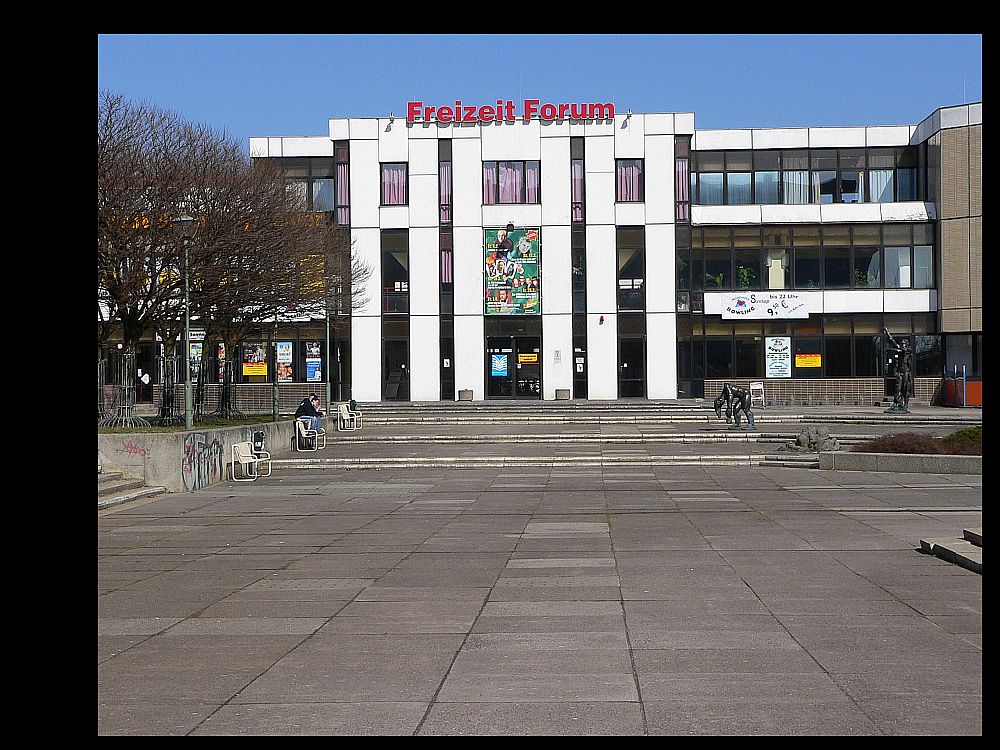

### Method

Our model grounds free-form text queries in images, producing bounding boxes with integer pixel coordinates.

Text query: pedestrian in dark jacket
[294,393,325,432]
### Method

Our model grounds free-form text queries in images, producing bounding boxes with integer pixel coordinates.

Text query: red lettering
[407,101,422,122]
[463,105,477,122]
[523,99,539,121]
[425,105,436,121]
[558,103,570,120]
[540,103,557,120]
[593,103,614,120]
[571,104,588,120]
[479,105,495,122]
[438,106,453,123]
[505,101,516,120]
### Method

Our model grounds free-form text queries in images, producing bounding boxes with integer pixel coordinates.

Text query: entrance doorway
[486,336,541,399]
[618,338,646,397]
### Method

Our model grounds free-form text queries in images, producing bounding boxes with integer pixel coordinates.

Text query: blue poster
[491,354,508,377]
[306,358,322,382]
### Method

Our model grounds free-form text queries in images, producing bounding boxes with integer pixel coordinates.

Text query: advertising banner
[765,337,791,378]
[276,341,294,382]
[305,341,322,382]
[720,292,809,319]
[189,342,203,363]
[485,227,540,315]
[242,342,268,376]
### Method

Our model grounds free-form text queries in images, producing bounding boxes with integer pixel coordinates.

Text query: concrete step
[272,454,776,469]
[964,528,982,547]
[98,486,168,510]
[758,458,820,468]
[327,432,872,445]
[98,477,145,497]
[919,537,982,574]
[98,471,126,486]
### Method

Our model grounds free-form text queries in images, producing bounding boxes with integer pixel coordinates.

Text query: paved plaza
[98,450,982,736]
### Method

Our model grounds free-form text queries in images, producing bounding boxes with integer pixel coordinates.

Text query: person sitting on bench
[294,393,325,433]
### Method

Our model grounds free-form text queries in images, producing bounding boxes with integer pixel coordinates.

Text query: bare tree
[99,90,372,421]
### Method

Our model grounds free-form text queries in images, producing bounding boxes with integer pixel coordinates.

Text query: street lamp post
[172,214,198,430]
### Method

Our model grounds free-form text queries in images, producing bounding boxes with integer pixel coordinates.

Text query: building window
[483,161,540,204]
[439,163,452,224]
[381,163,408,206]
[616,227,645,310]
[616,159,644,202]
[675,137,691,221]
[913,245,933,289]
[381,230,408,314]
[883,246,911,288]
[335,143,350,225]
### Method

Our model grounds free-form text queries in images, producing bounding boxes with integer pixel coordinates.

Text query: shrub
[852,426,982,456]
[852,433,943,454]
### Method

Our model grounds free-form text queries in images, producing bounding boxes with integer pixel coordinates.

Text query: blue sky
[98,34,982,148]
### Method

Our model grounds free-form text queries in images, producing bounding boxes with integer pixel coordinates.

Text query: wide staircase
[270,400,979,472]
[98,464,166,510]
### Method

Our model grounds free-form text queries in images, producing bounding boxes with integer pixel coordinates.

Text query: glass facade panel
[754,171,779,203]
[312,179,335,212]
[793,248,820,288]
[825,338,852,377]
[727,172,752,204]
[733,248,761,290]
[854,336,881,376]
[699,173,723,204]
[782,171,810,204]
[913,245,933,289]
[735,338,762,378]
[869,170,894,202]
[897,168,917,201]
[814,171,837,204]
[705,339,732,379]
[765,248,790,290]
[841,171,863,203]
[824,247,851,288]
[884,246,911,288]
[703,248,730,290]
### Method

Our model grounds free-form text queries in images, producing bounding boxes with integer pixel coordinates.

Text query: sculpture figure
[883,327,913,413]
[714,382,755,430]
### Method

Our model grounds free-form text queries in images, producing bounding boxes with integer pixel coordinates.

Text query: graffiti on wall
[182,433,224,492]
[120,441,151,458]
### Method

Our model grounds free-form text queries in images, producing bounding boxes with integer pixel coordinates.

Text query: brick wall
[704,378,943,406]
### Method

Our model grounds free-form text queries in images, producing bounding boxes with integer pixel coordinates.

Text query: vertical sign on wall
[484,227,540,315]
[276,341,294,382]
[765,337,792,378]
[305,341,322,382]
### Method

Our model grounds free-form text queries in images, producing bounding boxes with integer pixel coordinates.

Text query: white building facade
[249,101,982,404]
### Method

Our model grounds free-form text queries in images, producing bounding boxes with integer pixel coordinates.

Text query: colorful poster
[276,342,294,382]
[485,227,540,315]
[795,353,822,368]
[765,337,791,378]
[305,341,322,382]
[491,354,509,377]
[189,342,203,362]
[242,342,268,376]
[217,343,226,382]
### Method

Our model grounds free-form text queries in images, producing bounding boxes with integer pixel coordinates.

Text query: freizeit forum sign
[407,100,614,123]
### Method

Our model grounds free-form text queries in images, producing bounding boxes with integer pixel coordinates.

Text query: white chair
[749,381,766,408]
[338,403,361,431]
[231,441,271,481]
[294,417,327,451]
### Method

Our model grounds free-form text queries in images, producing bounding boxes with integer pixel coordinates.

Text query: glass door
[619,338,646,398]
[383,340,409,401]
[487,337,514,398]
[514,336,541,399]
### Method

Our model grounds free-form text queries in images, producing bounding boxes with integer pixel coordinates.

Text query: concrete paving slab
[191,702,428,736]
[417,702,645,736]
[436,672,638,703]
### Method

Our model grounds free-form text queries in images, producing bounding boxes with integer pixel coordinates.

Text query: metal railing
[97,352,151,429]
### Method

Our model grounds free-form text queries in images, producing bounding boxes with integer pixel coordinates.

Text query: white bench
[294,418,327,451]
[338,403,362,431]
[231,441,271,481]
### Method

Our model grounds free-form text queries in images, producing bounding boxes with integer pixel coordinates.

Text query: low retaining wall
[705,378,942,407]
[818,451,981,475]
[97,416,334,493]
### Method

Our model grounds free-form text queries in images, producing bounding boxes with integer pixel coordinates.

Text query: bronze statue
[714,382,755,430]
[883,327,913,413]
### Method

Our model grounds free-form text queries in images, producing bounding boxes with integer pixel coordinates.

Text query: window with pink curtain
[483,161,498,205]
[499,161,519,202]
[616,159,644,202]
[571,159,584,220]
[525,161,540,204]
[336,160,350,225]
[439,161,452,223]
[381,163,407,205]
[675,158,690,221]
